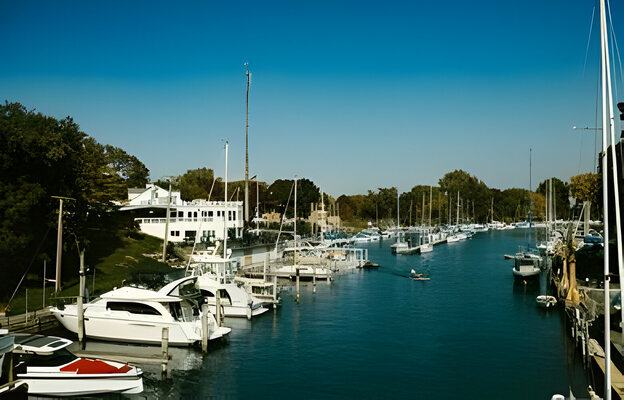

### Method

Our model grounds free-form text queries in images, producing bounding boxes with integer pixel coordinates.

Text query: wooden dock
[589,338,624,399]
[0,308,58,333]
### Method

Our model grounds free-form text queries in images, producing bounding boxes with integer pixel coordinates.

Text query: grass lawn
[3,230,174,316]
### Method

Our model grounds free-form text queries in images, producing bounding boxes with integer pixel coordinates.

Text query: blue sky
[1,0,622,195]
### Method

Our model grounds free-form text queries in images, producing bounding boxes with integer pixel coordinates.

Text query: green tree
[536,177,570,220]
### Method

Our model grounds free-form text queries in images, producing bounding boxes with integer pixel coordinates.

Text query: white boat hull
[207,303,269,318]
[512,267,540,278]
[20,375,143,396]
[52,306,228,346]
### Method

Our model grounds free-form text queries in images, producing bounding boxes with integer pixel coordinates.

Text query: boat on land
[51,276,230,346]
[536,295,557,308]
[188,256,269,319]
[6,333,143,396]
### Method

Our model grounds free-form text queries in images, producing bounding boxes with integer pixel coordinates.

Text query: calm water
[118,230,588,398]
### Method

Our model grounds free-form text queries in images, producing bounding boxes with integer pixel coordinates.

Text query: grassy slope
[4,231,173,316]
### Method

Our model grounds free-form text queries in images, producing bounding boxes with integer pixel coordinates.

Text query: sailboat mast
[244,64,251,224]
[294,175,297,266]
[600,0,612,396]
[529,148,532,228]
[429,186,432,227]
[396,192,399,229]
[224,141,228,258]
[456,191,460,226]
[603,0,624,335]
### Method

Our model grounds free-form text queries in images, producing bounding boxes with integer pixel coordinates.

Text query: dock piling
[201,304,209,353]
[216,290,222,327]
[313,266,316,294]
[161,327,169,377]
[273,275,278,309]
[296,268,300,303]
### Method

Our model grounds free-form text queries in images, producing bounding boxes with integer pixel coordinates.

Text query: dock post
[313,266,316,294]
[161,327,169,378]
[25,289,28,324]
[215,290,222,327]
[77,294,84,345]
[273,275,278,309]
[295,268,300,303]
[201,303,209,353]
[77,250,85,347]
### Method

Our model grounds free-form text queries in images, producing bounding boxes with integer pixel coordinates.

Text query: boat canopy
[13,333,72,354]
[100,286,182,303]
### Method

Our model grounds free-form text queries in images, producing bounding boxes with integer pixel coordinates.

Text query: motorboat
[391,240,409,253]
[446,235,460,243]
[536,295,557,308]
[6,333,143,396]
[188,256,269,319]
[512,252,542,279]
[51,276,230,346]
[274,265,330,280]
[410,269,430,281]
[233,276,280,307]
[420,243,433,253]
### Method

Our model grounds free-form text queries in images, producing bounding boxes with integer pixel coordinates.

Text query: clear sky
[1,0,622,196]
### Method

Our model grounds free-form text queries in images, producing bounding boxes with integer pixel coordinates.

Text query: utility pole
[51,196,74,292]
[162,180,172,262]
[244,63,251,224]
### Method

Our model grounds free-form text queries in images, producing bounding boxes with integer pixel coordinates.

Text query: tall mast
[600,0,612,396]
[244,64,251,224]
[294,175,297,266]
[421,192,425,226]
[224,141,229,259]
[529,148,532,228]
[429,186,432,227]
[396,192,399,229]
[603,0,624,334]
[456,191,460,226]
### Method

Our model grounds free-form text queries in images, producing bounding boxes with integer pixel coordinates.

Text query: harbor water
[111,230,587,398]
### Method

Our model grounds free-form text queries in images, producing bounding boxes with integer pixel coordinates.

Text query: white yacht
[51,277,230,346]
[187,256,269,319]
[273,265,330,280]
[420,243,433,253]
[7,333,143,396]
[446,235,460,243]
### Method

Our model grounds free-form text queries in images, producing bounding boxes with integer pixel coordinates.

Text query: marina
[2,0,624,398]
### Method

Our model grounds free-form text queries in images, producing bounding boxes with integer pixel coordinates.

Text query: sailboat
[512,149,542,279]
[597,0,624,397]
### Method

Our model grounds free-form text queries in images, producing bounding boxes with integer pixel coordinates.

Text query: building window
[187,211,192,218]
[178,211,183,217]
[208,211,213,217]
[232,211,236,220]
[194,211,198,218]
[228,211,232,221]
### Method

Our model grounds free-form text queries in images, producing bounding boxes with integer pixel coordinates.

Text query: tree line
[0,103,603,299]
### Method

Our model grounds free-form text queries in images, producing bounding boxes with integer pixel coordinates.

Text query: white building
[121,184,243,242]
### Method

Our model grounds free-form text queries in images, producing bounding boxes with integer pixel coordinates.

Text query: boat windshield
[169,300,199,322]
[15,348,78,367]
